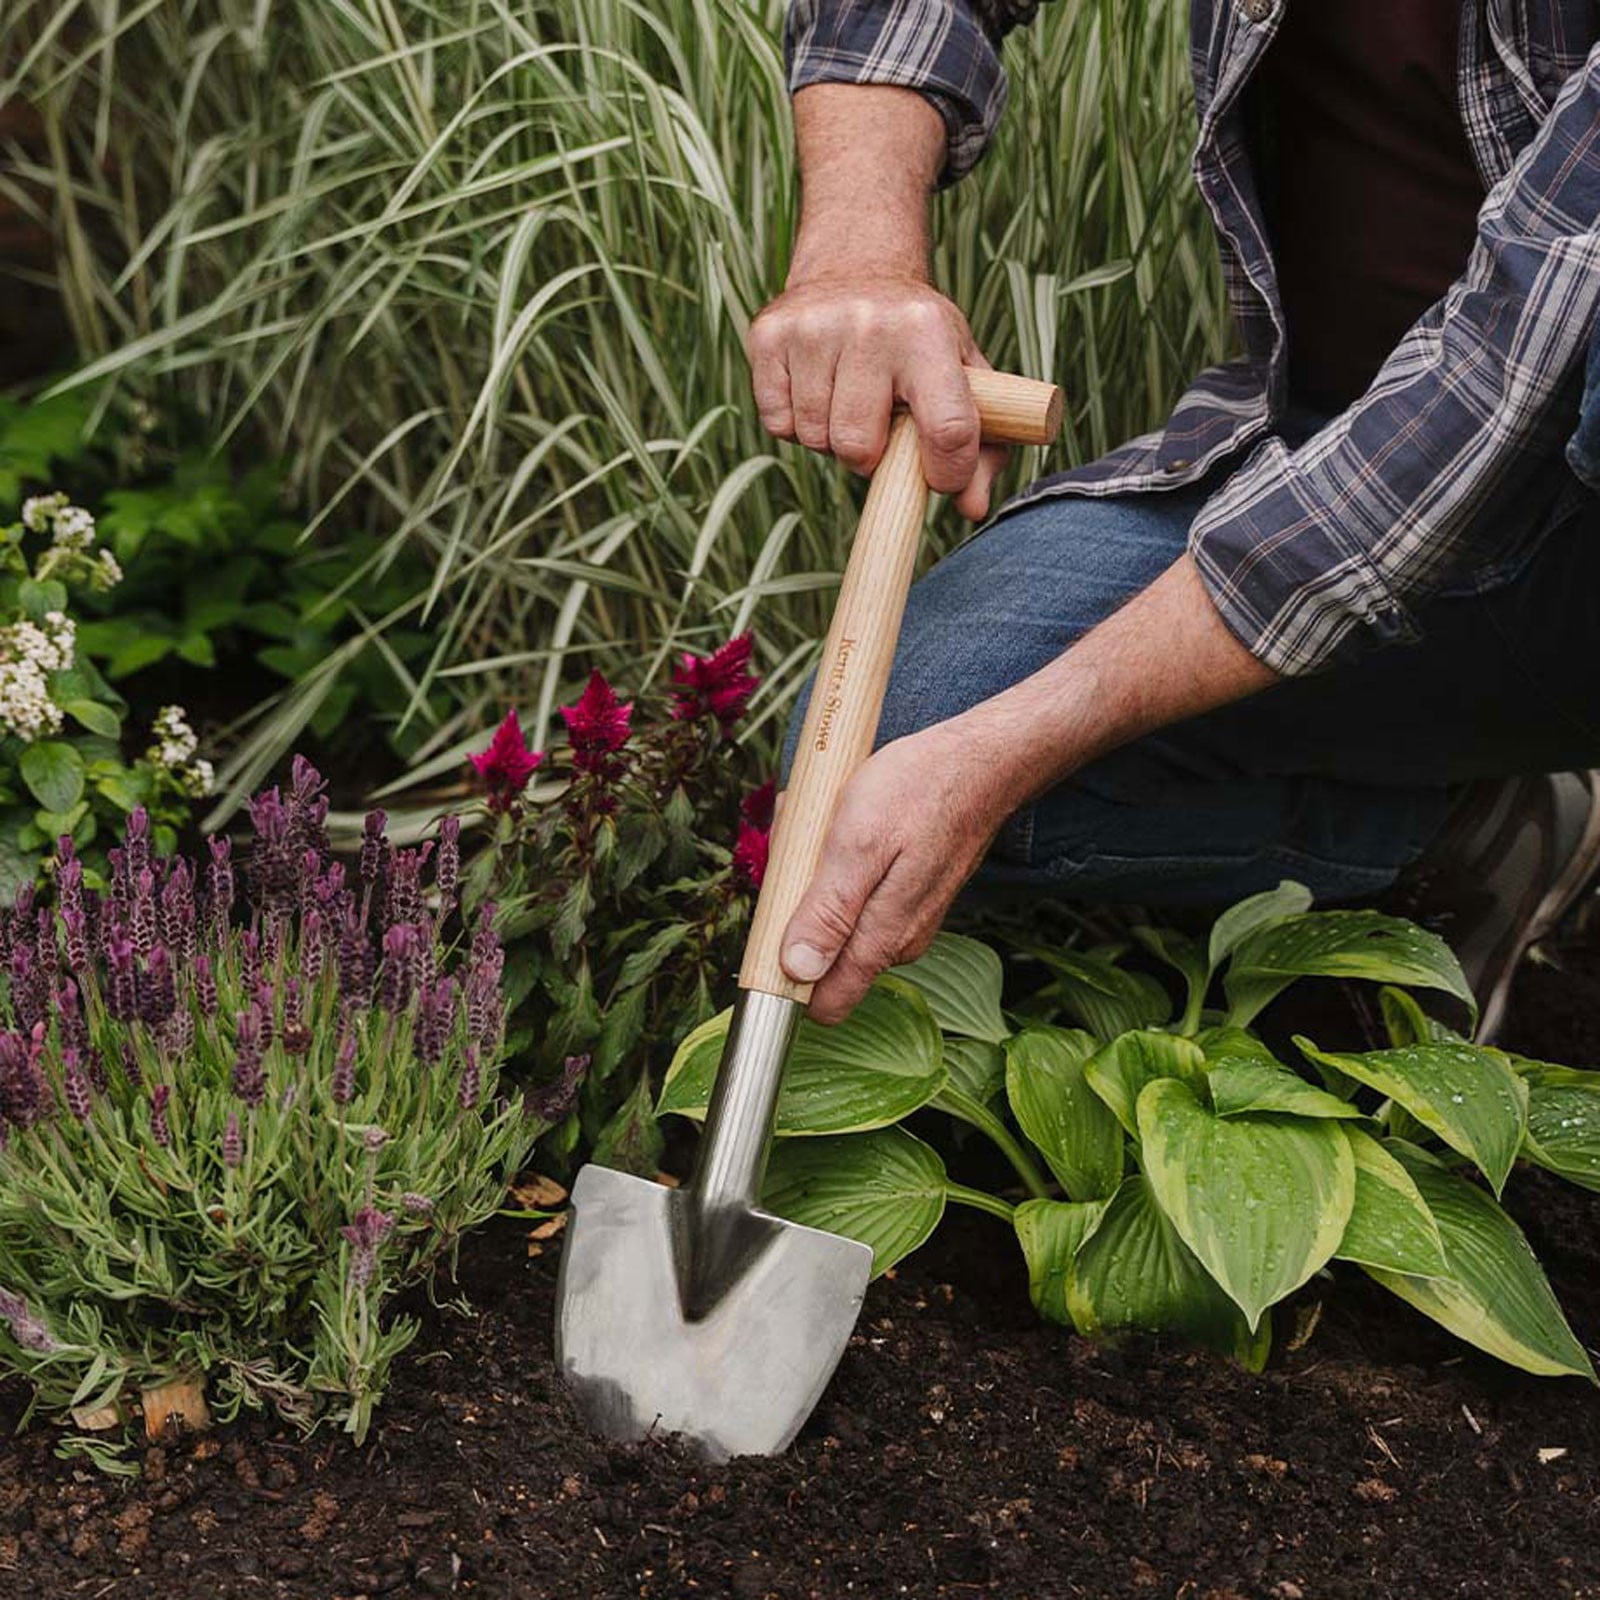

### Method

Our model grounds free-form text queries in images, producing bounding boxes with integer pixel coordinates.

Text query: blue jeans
[785,458,1600,907]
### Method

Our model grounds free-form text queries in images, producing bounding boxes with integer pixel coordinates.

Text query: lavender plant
[0,759,552,1461]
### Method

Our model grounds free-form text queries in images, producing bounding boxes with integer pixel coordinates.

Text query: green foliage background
[3,0,1226,807]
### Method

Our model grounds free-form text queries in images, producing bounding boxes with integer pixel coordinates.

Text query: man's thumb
[779,855,873,986]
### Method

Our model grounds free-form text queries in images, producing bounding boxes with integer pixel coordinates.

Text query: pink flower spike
[469,712,544,814]
[740,779,776,832]
[670,633,760,729]
[559,671,633,774]
[733,822,770,890]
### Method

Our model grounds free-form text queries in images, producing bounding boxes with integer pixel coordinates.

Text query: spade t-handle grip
[738,367,1064,1002]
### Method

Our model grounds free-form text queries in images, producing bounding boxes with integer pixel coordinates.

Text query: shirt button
[1166,457,1192,472]
[1241,0,1273,19]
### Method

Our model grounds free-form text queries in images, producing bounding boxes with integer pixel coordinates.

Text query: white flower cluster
[20,493,67,534]
[146,705,214,797]
[0,611,75,743]
[21,494,95,552]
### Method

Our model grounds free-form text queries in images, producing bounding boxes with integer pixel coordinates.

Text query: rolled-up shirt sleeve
[784,1,1042,181]
[1189,44,1600,677]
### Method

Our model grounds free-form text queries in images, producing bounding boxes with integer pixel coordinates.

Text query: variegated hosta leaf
[1334,1125,1448,1277]
[1378,984,1466,1048]
[1222,910,1475,1030]
[762,1127,946,1277]
[1035,948,1172,1038]
[1206,1056,1363,1120]
[1295,1038,1527,1197]
[1013,1197,1110,1326]
[1065,1174,1271,1369]
[1137,1078,1355,1329]
[1195,1025,1281,1067]
[1131,924,1208,1021]
[1521,1083,1600,1192]
[657,975,944,1134]
[1206,880,1314,975]
[941,1037,1007,1106]
[1004,1026,1124,1202]
[1084,1029,1206,1137]
[1365,1148,1594,1380]
[891,933,1008,1044]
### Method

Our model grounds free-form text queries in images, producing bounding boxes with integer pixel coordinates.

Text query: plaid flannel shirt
[785,0,1600,675]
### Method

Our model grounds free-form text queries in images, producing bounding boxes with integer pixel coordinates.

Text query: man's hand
[777,716,1020,1024]
[778,557,1281,1020]
[748,84,1006,518]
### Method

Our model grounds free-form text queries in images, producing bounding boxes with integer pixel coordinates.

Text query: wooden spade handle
[738,368,1064,1000]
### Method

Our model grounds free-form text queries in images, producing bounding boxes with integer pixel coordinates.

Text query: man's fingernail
[784,943,830,982]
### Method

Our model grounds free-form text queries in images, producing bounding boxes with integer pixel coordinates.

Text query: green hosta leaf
[1138,1078,1355,1329]
[19,742,85,815]
[658,975,944,1135]
[1195,1025,1281,1067]
[1131,925,1207,1023]
[1206,1057,1363,1120]
[1035,948,1172,1038]
[1224,910,1475,1030]
[1066,1174,1271,1368]
[1207,880,1313,974]
[1366,1152,1594,1380]
[1004,1025,1123,1201]
[891,932,1008,1043]
[942,1037,1006,1106]
[1013,1197,1110,1325]
[1084,1030,1206,1137]
[763,1127,946,1277]
[1521,1085,1600,1192]
[1378,985,1465,1048]
[60,699,120,740]
[1295,1038,1527,1197]
[1335,1126,1448,1277]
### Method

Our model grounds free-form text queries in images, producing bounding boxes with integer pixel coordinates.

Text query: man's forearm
[788,84,945,282]
[958,553,1279,814]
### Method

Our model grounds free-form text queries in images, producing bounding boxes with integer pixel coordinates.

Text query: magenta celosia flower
[469,712,544,814]
[670,634,759,728]
[559,671,633,774]
[740,779,776,832]
[733,822,770,890]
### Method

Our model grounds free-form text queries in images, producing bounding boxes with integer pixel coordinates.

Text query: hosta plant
[467,638,771,1169]
[661,882,1598,1381]
[0,759,552,1467]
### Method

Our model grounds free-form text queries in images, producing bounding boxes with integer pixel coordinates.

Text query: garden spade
[556,367,1064,1459]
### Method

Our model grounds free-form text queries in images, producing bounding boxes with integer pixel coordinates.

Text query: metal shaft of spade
[555,366,1064,1460]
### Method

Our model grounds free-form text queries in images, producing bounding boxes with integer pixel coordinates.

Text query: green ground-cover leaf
[658,976,944,1135]
[1065,1174,1270,1368]
[1206,1056,1364,1120]
[1334,1126,1448,1277]
[762,1128,947,1277]
[1365,1150,1594,1380]
[1296,1039,1527,1196]
[892,933,1009,1043]
[1137,1078,1355,1329]
[1224,911,1475,1030]
[1013,1197,1110,1325]
[1004,1026,1123,1201]
[1084,1030,1206,1137]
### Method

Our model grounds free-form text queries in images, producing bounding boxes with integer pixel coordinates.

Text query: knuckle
[924,413,977,457]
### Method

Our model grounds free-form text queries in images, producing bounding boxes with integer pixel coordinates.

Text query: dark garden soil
[7,951,1600,1599]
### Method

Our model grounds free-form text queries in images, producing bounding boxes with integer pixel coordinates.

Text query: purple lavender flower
[106,937,139,1024]
[139,946,177,1027]
[400,1192,434,1217]
[363,1126,388,1154]
[56,850,84,922]
[281,976,310,1056]
[340,1207,395,1292]
[332,1029,358,1106]
[120,1041,143,1092]
[125,806,151,881]
[359,811,388,894]
[131,867,157,958]
[195,954,219,1018]
[0,1289,57,1354]
[206,836,235,933]
[0,1032,42,1125]
[239,928,262,996]
[529,1053,590,1127]
[378,923,421,1013]
[62,1053,92,1123]
[149,1083,171,1147]
[85,1047,108,1095]
[414,977,457,1066]
[301,908,325,985]
[254,981,277,1052]
[457,1044,481,1111]
[160,858,196,961]
[232,1007,266,1108]
[337,911,371,1004]
[222,1110,243,1168]
[61,909,89,971]
[436,816,460,909]
[55,980,88,1055]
